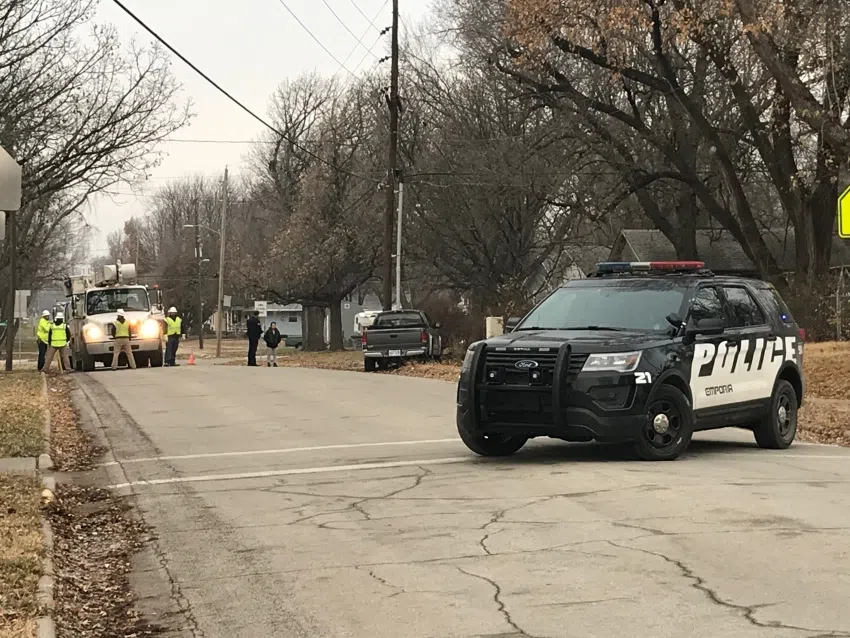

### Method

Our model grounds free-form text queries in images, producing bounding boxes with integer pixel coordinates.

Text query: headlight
[83,323,103,341]
[139,319,161,339]
[582,351,642,373]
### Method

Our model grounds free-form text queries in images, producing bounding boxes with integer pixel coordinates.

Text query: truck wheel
[633,385,693,461]
[135,354,149,368]
[80,351,95,372]
[149,349,164,368]
[753,379,797,449]
[457,423,527,457]
[364,358,376,372]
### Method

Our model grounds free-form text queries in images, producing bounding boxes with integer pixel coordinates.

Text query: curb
[37,376,57,638]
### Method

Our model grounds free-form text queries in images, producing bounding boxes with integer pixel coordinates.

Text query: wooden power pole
[381,0,400,311]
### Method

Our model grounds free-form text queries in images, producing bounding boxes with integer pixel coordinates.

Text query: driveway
[74,365,850,638]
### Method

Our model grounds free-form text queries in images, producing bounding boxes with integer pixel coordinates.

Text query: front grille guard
[471,342,573,429]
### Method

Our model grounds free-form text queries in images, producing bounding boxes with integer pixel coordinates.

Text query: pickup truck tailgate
[365,327,423,349]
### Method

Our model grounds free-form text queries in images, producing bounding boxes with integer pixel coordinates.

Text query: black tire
[753,379,797,449]
[364,358,376,372]
[377,359,389,371]
[73,351,82,372]
[457,422,527,457]
[80,350,95,372]
[149,349,164,368]
[634,385,694,461]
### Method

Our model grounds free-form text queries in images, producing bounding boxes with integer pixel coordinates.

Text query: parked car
[362,310,443,371]
[456,261,805,461]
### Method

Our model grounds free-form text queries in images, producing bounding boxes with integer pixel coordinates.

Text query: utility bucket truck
[64,262,165,371]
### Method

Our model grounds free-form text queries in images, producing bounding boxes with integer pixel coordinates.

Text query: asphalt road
[74,364,850,638]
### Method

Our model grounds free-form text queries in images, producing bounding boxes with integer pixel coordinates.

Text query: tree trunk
[328,300,344,351]
[302,305,326,352]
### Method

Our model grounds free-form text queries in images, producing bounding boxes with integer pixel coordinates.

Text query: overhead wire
[333,0,390,81]
[109,0,379,183]
[320,0,379,60]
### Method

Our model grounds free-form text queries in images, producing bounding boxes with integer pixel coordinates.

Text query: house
[562,245,612,281]
[609,229,850,276]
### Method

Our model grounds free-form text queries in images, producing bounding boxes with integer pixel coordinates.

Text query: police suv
[456,262,804,461]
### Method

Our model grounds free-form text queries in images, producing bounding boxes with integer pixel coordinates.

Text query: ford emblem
[515,359,539,370]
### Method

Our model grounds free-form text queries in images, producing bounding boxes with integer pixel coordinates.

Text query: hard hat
[117,309,125,316]
[55,312,64,320]
[42,310,50,317]
[168,307,177,313]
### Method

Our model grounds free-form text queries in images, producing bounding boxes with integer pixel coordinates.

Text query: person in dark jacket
[246,311,262,366]
[263,322,282,367]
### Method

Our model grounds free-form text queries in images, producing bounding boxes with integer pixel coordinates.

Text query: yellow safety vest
[48,324,68,348]
[113,320,130,339]
[166,316,182,336]
[37,318,51,344]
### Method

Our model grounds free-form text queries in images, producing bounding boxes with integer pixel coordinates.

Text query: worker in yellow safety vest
[42,312,72,374]
[36,310,51,371]
[111,309,137,371]
[164,307,183,367]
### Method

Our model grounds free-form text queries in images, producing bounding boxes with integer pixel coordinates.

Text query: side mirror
[666,313,683,329]
[434,321,442,329]
[506,317,521,332]
[685,317,725,340]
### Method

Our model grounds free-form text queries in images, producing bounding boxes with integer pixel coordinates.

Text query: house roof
[613,229,850,273]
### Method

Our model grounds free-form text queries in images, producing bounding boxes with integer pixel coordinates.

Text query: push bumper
[457,342,648,443]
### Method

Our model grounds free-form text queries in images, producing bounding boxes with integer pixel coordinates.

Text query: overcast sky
[86,0,431,257]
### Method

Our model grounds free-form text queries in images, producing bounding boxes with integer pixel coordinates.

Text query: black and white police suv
[456,261,805,461]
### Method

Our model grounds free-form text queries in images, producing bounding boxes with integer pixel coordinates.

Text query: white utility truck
[63,262,165,370]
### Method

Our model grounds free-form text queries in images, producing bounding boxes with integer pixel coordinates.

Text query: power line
[348,0,377,28]
[109,0,378,184]
[320,0,379,60]
[273,0,358,79]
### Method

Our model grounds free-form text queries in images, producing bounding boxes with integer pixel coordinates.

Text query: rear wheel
[458,422,527,457]
[364,358,376,372]
[633,385,693,461]
[753,379,797,449]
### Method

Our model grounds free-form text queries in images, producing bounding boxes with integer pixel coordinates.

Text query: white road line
[108,456,471,489]
[100,438,460,467]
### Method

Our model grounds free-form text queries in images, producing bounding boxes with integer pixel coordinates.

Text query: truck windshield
[517,283,685,333]
[86,288,150,315]
[373,312,423,328]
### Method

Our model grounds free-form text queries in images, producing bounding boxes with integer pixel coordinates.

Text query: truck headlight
[83,323,103,341]
[582,351,642,373]
[139,319,160,339]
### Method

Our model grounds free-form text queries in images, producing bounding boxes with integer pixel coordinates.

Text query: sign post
[2,145,22,371]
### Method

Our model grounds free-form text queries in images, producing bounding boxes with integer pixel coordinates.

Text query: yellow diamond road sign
[839,185,850,238]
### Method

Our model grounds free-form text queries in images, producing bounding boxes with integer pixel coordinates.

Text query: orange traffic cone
[188,351,196,366]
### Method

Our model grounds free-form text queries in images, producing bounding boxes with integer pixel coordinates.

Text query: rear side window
[689,287,723,323]
[755,285,795,324]
[722,286,765,327]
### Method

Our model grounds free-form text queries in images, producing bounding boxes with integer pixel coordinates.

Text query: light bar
[595,261,705,274]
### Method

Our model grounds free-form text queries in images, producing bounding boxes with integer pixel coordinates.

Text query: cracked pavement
[73,366,850,638]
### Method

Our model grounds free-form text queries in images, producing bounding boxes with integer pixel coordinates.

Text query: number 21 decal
[634,372,652,385]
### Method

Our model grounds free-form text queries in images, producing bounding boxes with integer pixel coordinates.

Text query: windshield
[86,288,150,315]
[517,283,686,333]
[373,312,424,328]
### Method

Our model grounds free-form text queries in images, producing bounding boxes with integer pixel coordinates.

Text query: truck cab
[65,262,165,370]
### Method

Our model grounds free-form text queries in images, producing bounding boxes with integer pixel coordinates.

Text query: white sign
[14,289,30,319]
[0,146,22,212]
[223,295,232,308]
[254,300,268,317]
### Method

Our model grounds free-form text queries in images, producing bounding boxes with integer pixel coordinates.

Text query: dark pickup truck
[362,310,443,371]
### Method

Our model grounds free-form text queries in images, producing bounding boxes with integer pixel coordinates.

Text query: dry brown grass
[0,474,43,638]
[0,372,45,458]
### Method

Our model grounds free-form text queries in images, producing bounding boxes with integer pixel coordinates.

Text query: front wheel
[633,385,694,461]
[364,358,376,372]
[149,349,164,368]
[753,379,797,449]
[458,422,527,457]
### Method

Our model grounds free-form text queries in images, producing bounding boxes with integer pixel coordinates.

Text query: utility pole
[193,203,204,350]
[215,168,228,359]
[4,211,16,371]
[395,181,404,310]
[381,0,400,311]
